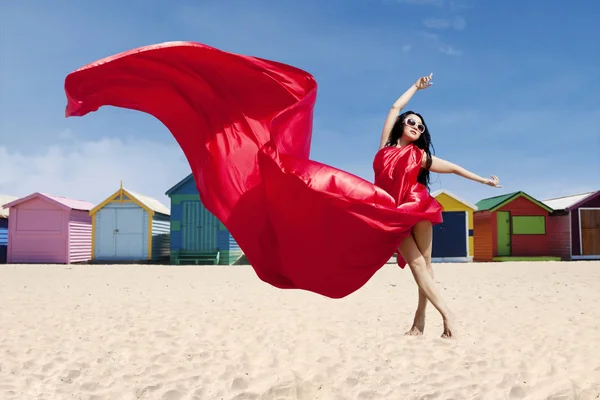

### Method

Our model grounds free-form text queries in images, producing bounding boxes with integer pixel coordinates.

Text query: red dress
[64,41,442,299]
[373,145,444,267]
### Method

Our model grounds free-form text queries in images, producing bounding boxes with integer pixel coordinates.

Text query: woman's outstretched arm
[425,154,502,187]
[379,74,433,149]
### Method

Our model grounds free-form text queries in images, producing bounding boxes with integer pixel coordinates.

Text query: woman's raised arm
[379,73,433,149]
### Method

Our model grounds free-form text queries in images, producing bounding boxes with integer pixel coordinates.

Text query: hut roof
[1,192,94,213]
[475,191,552,213]
[126,189,170,215]
[90,184,170,216]
[0,195,19,218]
[165,173,194,196]
[542,190,599,211]
[431,189,478,210]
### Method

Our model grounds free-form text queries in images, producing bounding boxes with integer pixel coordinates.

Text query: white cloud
[438,44,463,56]
[449,0,473,11]
[423,15,466,30]
[423,18,451,29]
[422,32,463,56]
[0,136,192,208]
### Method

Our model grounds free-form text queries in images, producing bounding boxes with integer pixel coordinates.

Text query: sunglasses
[404,117,425,133]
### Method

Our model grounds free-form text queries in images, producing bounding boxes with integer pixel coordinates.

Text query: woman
[375,73,501,338]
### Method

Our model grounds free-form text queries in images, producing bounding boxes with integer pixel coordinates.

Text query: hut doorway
[181,201,218,252]
[580,208,600,256]
[496,211,511,256]
[97,207,145,259]
[432,211,468,259]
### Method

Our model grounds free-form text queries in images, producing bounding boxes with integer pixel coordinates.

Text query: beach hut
[543,190,600,260]
[473,191,560,262]
[430,189,477,262]
[165,173,242,265]
[2,192,94,264]
[90,183,170,262]
[0,195,18,264]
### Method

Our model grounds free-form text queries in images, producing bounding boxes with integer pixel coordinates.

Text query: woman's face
[402,114,425,141]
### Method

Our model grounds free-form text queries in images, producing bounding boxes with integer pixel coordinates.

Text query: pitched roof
[165,173,194,196]
[475,191,553,213]
[42,193,96,211]
[1,192,95,212]
[431,189,478,210]
[475,192,520,211]
[90,185,170,216]
[126,189,170,215]
[0,195,18,218]
[542,190,599,211]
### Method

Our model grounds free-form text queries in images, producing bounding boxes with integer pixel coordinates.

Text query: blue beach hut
[89,183,170,262]
[165,173,243,265]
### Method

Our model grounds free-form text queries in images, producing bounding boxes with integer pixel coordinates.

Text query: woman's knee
[422,251,431,266]
[408,256,428,272]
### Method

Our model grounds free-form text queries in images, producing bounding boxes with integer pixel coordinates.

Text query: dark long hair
[385,110,434,189]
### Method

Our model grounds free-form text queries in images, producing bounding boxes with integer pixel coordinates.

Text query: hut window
[511,216,546,235]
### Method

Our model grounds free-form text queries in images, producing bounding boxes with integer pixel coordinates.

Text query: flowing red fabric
[64,41,442,299]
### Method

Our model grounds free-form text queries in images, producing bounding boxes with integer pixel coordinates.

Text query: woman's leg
[398,232,455,338]
[405,221,434,335]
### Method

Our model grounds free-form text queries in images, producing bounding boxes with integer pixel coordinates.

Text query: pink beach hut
[2,192,95,264]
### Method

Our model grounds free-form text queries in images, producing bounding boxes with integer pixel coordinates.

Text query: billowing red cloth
[64,41,442,299]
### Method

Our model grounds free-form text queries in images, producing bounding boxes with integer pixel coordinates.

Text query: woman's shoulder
[376,143,421,155]
[373,144,423,169]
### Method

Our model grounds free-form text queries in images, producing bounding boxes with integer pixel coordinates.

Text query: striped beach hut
[90,183,170,262]
[543,190,600,260]
[2,192,94,264]
[431,189,477,262]
[0,195,18,264]
[473,191,560,262]
[165,173,242,265]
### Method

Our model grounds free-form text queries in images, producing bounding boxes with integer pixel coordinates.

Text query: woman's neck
[397,139,412,148]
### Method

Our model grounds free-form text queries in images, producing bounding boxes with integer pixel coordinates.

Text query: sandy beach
[1,261,599,400]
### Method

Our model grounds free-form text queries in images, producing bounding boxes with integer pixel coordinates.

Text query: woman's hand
[414,73,433,90]
[381,74,432,148]
[482,175,502,188]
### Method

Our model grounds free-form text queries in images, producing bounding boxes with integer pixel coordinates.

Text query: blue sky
[0,0,598,208]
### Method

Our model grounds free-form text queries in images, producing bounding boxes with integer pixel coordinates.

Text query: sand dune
[1,261,599,399]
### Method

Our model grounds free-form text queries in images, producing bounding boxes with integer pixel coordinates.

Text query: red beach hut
[473,191,560,262]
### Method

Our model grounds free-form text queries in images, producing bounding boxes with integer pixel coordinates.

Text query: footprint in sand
[231,376,249,391]
[79,381,101,392]
[135,383,162,398]
[161,389,185,400]
[60,369,81,384]
[508,385,527,399]
[357,390,381,399]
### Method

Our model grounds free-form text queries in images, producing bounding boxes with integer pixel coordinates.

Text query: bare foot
[405,311,425,336]
[441,314,456,339]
